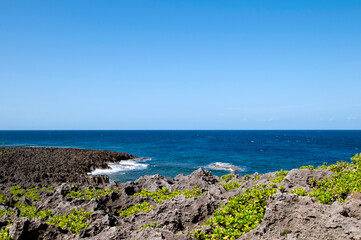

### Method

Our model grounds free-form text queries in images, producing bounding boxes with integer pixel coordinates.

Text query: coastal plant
[67,188,112,200]
[291,187,307,196]
[300,165,314,170]
[218,182,243,191]
[190,184,276,239]
[269,169,288,183]
[0,194,6,204]
[10,186,54,202]
[118,202,154,218]
[24,188,40,201]
[0,227,11,240]
[0,208,15,218]
[221,174,234,182]
[134,186,203,203]
[139,222,157,230]
[301,154,361,204]
[0,209,5,218]
[15,203,53,220]
[47,209,92,234]
[10,186,25,201]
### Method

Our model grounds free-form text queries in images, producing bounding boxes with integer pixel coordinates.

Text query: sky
[0,1,360,130]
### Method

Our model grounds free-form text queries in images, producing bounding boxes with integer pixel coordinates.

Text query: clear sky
[0,1,360,130]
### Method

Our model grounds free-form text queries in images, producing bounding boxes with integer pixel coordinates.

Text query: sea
[0,130,360,182]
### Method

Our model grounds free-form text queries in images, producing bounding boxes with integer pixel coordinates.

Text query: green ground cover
[134,186,203,203]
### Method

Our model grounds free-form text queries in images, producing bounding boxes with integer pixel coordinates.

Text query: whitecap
[89,159,149,175]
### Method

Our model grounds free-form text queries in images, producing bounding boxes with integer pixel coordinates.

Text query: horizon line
[1,129,361,131]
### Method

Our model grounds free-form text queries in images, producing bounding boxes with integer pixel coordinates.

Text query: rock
[0,147,136,189]
[238,193,361,240]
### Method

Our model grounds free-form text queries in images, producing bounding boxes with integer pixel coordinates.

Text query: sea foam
[89,159,149,175]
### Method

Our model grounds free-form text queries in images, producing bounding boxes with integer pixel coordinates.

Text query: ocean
[0,130,360,182]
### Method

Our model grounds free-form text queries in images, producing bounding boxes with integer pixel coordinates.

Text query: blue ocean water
[0,130,360,182]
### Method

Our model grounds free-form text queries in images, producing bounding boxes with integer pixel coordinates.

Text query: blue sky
[0,1,360,130]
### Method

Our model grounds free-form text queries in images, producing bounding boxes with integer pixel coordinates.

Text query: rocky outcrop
[239,193,361,240]
[0,147,135,190]
[1,148,361,240]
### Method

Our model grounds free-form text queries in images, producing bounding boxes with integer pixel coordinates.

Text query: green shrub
[218,182,243,191]
[67,188,112,200]
[0,227,11,240]
[118,202,155,218]
[15,203,53,220]
[139,222,157,230]
[300,165,314,170]
[10,186,53,202]
[191,184,276,239]
[0,209,5,218]
[24,188,40,201]
[269,169,288,183]
[296,154,361,204]
[291,188,307,196]
[134,186,203,203]
[47,209,92,234]
[221,174,234,182]
[0,194,6,204]
[10,186,25,200]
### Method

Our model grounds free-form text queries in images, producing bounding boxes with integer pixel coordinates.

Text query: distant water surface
[0,130,360,182]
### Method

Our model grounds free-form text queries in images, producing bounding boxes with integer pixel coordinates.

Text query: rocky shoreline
[1,147,361,239]
[0,147,136,190]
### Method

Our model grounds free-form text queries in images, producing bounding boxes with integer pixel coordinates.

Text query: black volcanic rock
[0,147,135,189]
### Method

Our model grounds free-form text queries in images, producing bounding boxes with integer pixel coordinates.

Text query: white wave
[89,160,149,175]
[206,162,244,172]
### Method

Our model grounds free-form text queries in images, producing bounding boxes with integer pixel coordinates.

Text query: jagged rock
[2,147,360,240]
[239,193,361,240]
[0,147,136,190]
[282,169,334,192]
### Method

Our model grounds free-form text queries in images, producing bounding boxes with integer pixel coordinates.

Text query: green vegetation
[134,186,203,203]
[0,208,15,218]
[307,154,361,204]
[10,186,54,202]
[221,174,234,182]
[293,154,361,204]
[47,209,92,234]
[67,188,112,200]
[0,227,11,240]
[0,194,7,204]
[10,186,25,200]
[269,169,288,183]
[291,188,307,196]
[15,203,53,220]
[280,229,292,236]
[118,202,155,218]
[139,222,158,230]
[300,165,314,170]
[218,182,243,191]
[191,184,276,239]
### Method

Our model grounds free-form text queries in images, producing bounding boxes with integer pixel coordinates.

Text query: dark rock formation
[0,147,135,190]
